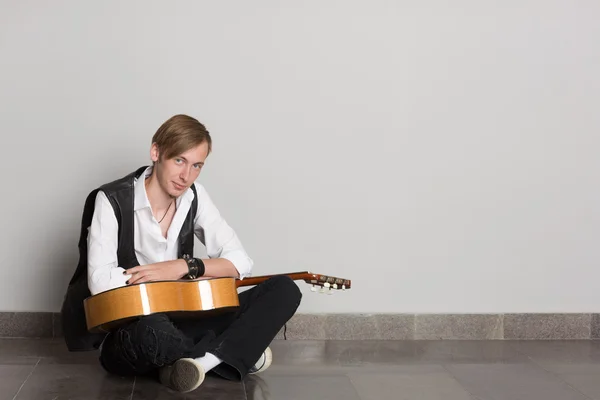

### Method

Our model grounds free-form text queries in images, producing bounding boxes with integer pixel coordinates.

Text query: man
[60,114,301,393]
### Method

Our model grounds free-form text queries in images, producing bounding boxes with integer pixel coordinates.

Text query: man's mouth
[173,182,186,190]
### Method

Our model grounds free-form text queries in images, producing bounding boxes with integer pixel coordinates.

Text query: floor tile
[537,363,600,400]
[132,374,246,400]
[416,340,529,364]
[0,362,39,400]
[0,338,72,358]
[0,356,40,366]
[8,337,600,400]
[245,371,361,400]
[0,338,99,364]
[271,340,424,366]
[332,340,425,366]
[0,338,57,357]
[269,340,337,366]
[509,340,600,364]
[14,363,133,400]
[445,363,591,400]
[347,365,474,400]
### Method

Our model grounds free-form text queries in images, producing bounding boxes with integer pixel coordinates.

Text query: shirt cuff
[88,266,129,295]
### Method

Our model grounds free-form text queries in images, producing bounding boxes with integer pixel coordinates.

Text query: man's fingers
[127,272,147,285]
[125,266,155,283]
[127,270,158,285]
[126,266,147,275]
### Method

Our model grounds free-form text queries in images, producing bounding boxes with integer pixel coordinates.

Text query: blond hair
[152,114,212,161]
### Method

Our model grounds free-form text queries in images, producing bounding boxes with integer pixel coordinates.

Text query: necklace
[158,200,174,223]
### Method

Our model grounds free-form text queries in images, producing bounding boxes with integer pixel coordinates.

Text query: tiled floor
[3,338,600,399]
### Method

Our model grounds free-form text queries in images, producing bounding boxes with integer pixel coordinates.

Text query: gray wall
[1,0,598,314]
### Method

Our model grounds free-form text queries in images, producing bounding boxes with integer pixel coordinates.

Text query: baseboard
[274,313,597,340]
[1,312,598,340]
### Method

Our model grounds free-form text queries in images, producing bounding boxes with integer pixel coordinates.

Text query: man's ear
[150,143,160,163]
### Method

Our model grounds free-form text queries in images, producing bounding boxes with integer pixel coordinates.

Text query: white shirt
[87,166,253,295]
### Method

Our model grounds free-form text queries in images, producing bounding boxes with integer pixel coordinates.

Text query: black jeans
[99,275,301,381]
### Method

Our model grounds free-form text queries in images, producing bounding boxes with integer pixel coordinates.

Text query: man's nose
[180,167,191,181]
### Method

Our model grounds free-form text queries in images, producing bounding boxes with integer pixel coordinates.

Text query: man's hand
[125,260,188,285]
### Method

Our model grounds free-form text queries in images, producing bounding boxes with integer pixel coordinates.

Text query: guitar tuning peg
[320,286,325,294]
[342,285,346,291]
[324,282,331,288]
[327,288,333,295]
[311,285,316,292]
[333,283,338,290]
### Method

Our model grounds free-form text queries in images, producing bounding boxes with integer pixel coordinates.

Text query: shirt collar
[134,166,195,211]
[134,166,153,211]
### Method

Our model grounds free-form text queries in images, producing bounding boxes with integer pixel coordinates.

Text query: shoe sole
[166,358,205,393]
[250,346,272,374]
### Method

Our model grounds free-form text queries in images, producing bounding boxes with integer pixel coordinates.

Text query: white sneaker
[249,347,272,374]
[159,358,205,393]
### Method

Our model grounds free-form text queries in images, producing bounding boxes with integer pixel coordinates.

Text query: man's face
[151,142,209,197]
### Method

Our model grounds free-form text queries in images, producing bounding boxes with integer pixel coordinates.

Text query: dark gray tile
[375,314,415,340]
[416,340,529,364]
[40,352,100,365]
[0,312,52,338]
[509,340,600,363]
[0,362,39,400]
[0,338,97,364]
[504,314,591,339]
[324,314,380,340]
[13,363,133,400]
[0,338,60,357]
[9,338,600,400]
[0,356,41,365]
[592,314,600,339]
[347,365,474,400]
[245,371,361,400]
[133,374,246,399]
[323,340,425,366]
[445,363,591,400]
[270,340,425,367]
[270,340,336,366]
[415,314,503,340]
[540,363,600,399]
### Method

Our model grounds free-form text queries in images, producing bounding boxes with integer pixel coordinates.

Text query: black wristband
[185,257,205,279]
[194,257,205,277]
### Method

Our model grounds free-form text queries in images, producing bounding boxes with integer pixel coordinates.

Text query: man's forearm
[128,258,240,283]
[202,258,240,278]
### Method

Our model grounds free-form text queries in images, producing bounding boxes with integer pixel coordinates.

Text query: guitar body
[83,271,351,333]
[84,278,240,333]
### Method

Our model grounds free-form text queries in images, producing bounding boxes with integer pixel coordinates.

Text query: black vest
[60,166,198,351]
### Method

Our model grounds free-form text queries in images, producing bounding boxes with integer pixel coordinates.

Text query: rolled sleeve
[87,191,129,295]
[220,250,253,279]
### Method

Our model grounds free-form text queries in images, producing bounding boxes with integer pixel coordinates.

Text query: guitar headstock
[302,272,351,294]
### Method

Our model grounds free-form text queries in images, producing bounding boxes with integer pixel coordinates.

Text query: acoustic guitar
[83,271,351,333]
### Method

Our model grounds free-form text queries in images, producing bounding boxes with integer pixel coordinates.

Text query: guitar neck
[235,271,314,288]
[235,271,352,291]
